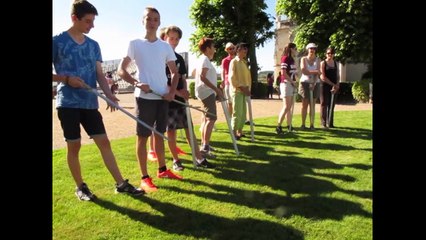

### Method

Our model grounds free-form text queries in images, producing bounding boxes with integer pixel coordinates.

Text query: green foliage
[337,82,355,104]
[189,0,275,84]
[276,0,372,65]
[251,81,267,98]
[189,81,196,99]
[217,80,223,89]
[188,81,223,99]
[352,79,371,103]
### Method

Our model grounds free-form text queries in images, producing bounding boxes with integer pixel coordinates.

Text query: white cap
[305,43,318,50]
[225,42,235,50]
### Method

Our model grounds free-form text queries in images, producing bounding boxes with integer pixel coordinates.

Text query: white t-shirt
[195,55,217,100]
[126,38,176,99]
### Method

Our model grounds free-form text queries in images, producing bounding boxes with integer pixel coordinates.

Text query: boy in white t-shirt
[195,37,224,162]
[118,7,182,193]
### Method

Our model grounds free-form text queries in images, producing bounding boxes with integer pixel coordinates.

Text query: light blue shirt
[52,31,101,109]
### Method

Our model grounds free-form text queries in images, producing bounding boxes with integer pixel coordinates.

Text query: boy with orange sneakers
[118,7,182,192]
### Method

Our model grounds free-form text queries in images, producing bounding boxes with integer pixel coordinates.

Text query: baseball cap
[225,42,235,50]
[305,43,318,50]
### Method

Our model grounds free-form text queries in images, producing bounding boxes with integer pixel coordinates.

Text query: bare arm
[52,74,67,84]
[117,56,138,86]
[96,62,114,98]
[117,56,150,94]
[300,57,310,75]
[52,74,84,88]
[163,60,178,101]
[220,59,226,88]
[300,57,320,76]
[96,62,119,111]
[177,74,190,100]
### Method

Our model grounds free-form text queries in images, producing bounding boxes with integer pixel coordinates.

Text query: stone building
[274,15,368,83]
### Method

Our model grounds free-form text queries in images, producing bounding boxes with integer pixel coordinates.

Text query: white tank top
[300,57,320,83]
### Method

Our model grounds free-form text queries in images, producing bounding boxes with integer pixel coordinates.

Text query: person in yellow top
[228,42,252,139]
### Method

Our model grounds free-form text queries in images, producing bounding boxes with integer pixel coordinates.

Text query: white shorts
[280,82,296,98]
[224,84,232,103]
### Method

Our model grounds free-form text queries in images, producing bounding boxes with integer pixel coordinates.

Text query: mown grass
[53,110,372,240]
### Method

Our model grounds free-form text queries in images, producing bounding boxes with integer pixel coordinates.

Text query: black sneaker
[115,179,145,196]
[276,126,283,134]
[196,158,215,169]
[75,183,96,201]
[173,160,185,171]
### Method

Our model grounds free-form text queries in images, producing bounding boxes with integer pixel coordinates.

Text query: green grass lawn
[53,110,372,240]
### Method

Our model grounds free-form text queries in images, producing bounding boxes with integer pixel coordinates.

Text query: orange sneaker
[175,146,187,155]
[157,169,183,180]
[139,177,158,193]
[148,150,158,162]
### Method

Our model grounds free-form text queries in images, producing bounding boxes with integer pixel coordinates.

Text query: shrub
[189,81,196,99]
[251,81,267,98]
[337,82,355,104]
[217,80,222,89]
[352,79,371,103]
[188,80,223,99]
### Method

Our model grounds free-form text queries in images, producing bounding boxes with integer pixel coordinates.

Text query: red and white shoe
[157,169,183,180]
[139,177,158,193]
[148,150,158,162]
[175,146,187,155]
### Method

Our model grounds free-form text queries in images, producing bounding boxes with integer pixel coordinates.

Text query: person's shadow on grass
[93,197,304,240]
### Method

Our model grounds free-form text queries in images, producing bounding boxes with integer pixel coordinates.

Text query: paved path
[52,93,372,150]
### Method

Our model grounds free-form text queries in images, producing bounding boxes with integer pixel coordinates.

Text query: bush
[251,81,267,98]
[188,80,223,99]
[189,81,196,99]
[217,80,222,89]
[352,79,371,103]
[337,82,355,104]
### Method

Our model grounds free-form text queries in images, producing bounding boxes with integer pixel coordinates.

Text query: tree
[276,0,372,65]
[189,0,274,87]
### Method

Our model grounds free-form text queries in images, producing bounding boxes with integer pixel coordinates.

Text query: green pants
[231,92,247,132]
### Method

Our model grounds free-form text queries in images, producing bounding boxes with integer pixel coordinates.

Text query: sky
[52,0,277,73]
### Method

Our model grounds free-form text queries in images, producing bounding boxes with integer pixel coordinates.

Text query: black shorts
[135,98,169,137]
[57,108,106,141]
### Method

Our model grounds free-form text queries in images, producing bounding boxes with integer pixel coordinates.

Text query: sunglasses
[327,52,334,55]
[227,47,235,50]
[309,48,317,50]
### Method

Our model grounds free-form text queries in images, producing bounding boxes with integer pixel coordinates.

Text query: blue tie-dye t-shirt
[52,31,102,109]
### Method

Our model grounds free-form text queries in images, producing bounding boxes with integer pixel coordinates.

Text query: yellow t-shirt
[229,56,252,93]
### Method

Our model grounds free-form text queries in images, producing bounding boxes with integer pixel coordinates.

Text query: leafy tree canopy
[189,0,274,75]
[276,0,372,64]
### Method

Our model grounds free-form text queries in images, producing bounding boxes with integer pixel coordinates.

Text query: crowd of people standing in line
[275,42,340,134]
[52,0,340,201]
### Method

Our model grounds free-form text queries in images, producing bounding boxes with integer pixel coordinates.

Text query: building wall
[340,63,368,82]
[274,15,295,80]
[274,16,368,83]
